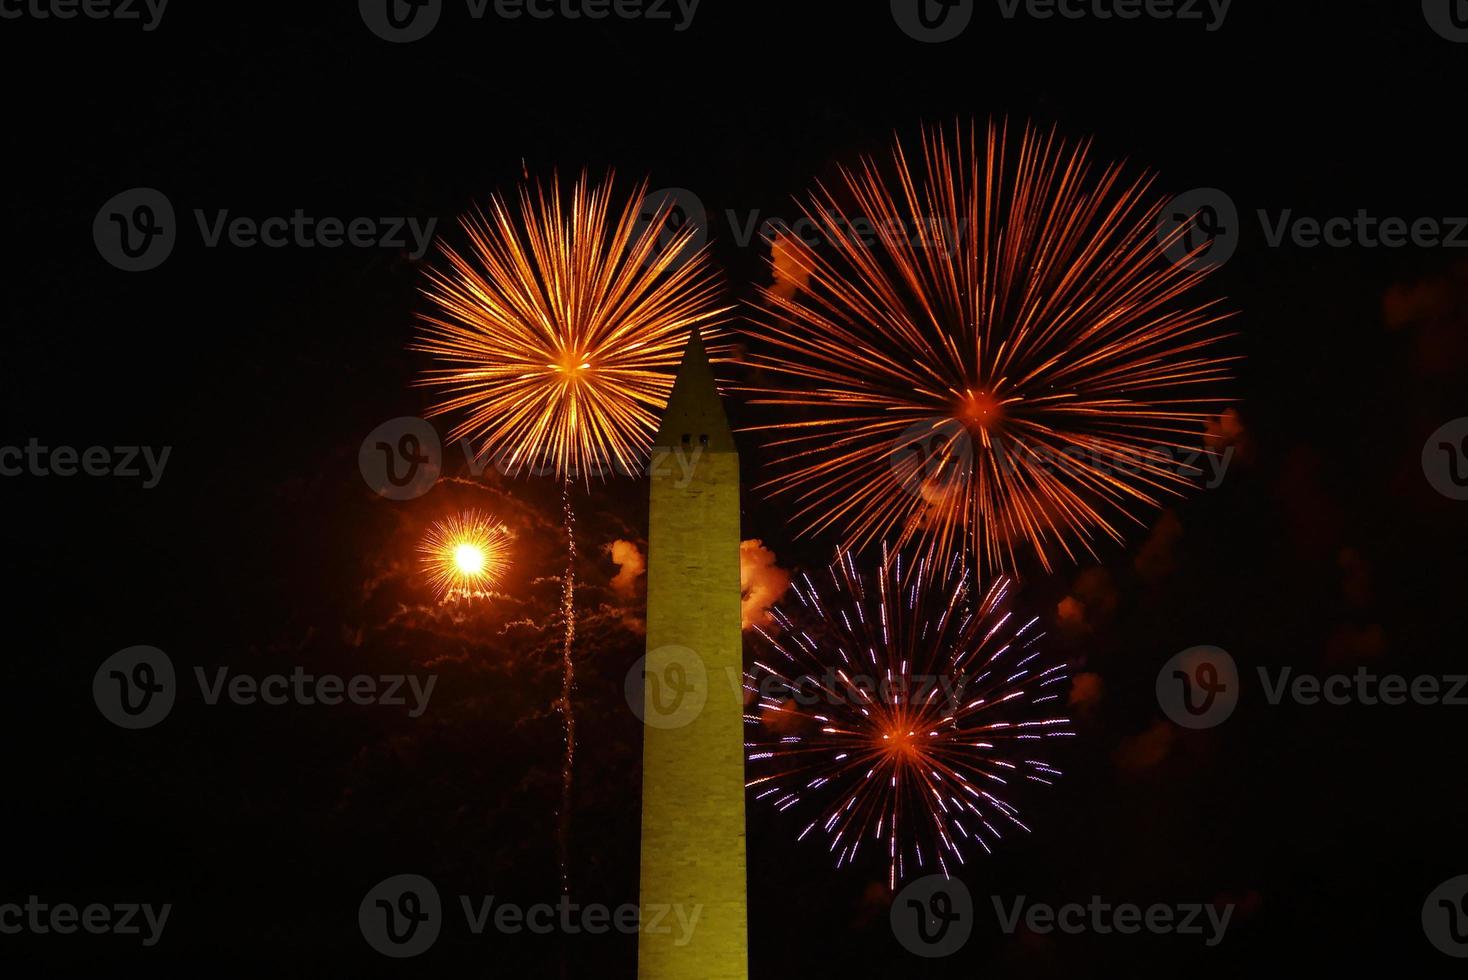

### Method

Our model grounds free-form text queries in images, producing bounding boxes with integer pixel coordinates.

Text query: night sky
[5,1,1468,975]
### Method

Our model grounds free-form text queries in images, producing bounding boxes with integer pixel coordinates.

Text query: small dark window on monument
[699,434,709,447]
[680,434,691,446]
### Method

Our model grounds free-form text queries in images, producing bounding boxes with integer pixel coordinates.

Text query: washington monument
[637,327,748,979]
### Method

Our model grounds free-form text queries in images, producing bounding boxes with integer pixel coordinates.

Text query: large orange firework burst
[746,547,1073,888]
[743,120,1238,575]
[413,171,727,481]
[419,509,512,601]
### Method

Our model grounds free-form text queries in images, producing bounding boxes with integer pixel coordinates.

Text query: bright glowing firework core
[745,547,1074,888]
[420,510,511,601]
[453,543,487,576]
[743,120,1238,576]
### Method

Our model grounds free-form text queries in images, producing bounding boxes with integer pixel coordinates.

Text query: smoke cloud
[740,539,791,630]
[608,539,646,598]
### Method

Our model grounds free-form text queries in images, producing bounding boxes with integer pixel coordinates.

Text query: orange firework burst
[746,547,1073,888]
[743,120,1238,575]
[412,171,727,481]
[419,510,512,601]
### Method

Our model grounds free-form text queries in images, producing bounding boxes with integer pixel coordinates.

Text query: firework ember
[745,547,1074,889]
[743,119,1238,576]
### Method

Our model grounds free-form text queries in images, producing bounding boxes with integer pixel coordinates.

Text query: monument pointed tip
[654,328,736,454]
[683,324,709,363]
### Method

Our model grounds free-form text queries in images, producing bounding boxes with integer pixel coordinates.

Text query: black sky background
[4,1,1468,975]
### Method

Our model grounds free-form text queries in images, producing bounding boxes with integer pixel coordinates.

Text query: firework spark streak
[742,120,1238,576]
[745,547,1074,889]
[413,172,726,896]
[419,510,512,601]
[557,475,576,897]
